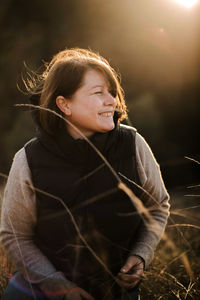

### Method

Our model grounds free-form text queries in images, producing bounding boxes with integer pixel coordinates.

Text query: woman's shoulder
[9,147,31,178]
[119,124,148,149]
[13,147,27,165]
[14,146,26,157]
[118,124,157,167]
[119,123,137,134]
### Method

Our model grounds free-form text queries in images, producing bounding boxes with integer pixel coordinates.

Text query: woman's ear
[56,96,71,116]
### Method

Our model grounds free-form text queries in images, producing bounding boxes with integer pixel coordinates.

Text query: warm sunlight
[174,0,199,7]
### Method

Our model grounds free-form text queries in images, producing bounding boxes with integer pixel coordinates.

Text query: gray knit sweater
[0,132,170,297]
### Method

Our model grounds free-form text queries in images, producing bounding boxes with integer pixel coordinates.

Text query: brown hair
[27,48,127,134]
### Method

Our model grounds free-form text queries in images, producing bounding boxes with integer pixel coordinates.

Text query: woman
[0,48,170,300]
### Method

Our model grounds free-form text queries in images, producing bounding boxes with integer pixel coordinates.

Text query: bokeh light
[173,0,199,8]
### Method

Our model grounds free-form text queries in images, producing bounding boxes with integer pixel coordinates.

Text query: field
[0,186,199,299]
[141,190,200,299]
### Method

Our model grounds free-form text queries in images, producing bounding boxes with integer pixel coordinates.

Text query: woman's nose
[104,92,116,107]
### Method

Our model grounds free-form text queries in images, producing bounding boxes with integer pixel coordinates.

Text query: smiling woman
[0,48,170,300]
[37,48,127,137]
[56,69,117,139]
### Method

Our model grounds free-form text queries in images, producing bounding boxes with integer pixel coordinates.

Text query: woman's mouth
[98,111,114,117]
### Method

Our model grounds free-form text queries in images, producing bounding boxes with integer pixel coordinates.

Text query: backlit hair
[26,48,127,134]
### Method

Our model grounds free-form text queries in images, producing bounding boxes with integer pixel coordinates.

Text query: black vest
[25,124,143,299]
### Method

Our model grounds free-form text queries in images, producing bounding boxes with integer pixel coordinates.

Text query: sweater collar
[37,123,119,164]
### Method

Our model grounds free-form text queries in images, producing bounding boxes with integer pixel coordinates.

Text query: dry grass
[140,191,200,299]
[0,184,200,299]
[0,106,199,298]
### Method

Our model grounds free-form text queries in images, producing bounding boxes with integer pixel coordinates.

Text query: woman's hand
[64,286,95,300]
[117,255,144,289]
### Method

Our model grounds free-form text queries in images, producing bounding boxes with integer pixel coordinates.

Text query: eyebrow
[90,85,104,90]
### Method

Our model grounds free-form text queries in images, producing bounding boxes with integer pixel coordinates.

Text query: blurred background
[1,0,200,194]
[1,1,200,297]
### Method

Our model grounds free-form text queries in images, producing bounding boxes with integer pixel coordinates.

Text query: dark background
[1,0,200,192]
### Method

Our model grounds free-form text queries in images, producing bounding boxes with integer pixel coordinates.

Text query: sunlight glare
[174,0,199,8]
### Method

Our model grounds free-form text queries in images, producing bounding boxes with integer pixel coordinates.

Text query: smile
[98,112,113,117]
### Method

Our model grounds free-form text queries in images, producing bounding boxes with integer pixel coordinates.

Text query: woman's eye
[94,91,102,94]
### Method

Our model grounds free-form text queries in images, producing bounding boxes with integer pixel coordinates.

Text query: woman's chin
[99,122,115,132]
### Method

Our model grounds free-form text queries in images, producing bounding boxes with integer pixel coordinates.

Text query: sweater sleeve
[0,148,76,299]
[129,132,170,268]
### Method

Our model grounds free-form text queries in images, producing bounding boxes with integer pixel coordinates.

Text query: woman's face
[61,69,117,139]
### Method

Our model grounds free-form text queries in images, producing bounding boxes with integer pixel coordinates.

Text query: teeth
[99,112,113,117]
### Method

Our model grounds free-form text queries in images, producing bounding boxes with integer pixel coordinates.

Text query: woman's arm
[129,132,170,268]
[0,148,76,299]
